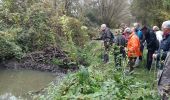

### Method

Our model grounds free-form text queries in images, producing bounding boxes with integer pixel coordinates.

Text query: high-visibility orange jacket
[127,32,141,57]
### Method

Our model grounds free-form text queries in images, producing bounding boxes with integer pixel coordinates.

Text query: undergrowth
[39,41,160,100]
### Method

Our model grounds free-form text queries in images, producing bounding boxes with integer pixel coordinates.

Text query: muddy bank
[1,46,78,73]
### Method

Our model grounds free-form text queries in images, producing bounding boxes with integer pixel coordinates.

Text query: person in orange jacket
[124,27,141,72]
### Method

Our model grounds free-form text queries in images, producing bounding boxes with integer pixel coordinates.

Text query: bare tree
[83,0,131,27]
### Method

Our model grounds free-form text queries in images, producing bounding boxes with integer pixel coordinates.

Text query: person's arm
[141,32,145,43]
[157,41,170,60]
[93,32,104,40]
[110,31,114,40]
[161,41,170,60]
[122,36,126,47]
[94,37,102,40]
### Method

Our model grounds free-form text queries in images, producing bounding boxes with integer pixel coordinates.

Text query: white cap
[134,23,140,29]
[124,27,132,33]
[162,20,170,29]
[153,26,159,31]
[101,24,107,31]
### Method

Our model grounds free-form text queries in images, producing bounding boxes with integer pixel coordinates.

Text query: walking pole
[101,41,106,63]
[150,57,157,89]
[149,57,155,73]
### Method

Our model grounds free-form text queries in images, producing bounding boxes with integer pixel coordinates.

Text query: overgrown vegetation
[38,42,160,100]
[0,0,91,64]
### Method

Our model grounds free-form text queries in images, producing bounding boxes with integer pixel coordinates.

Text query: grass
[133,67,155,83]
[132,49,158,91]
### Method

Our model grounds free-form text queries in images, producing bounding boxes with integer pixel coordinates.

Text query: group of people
[98,21,170,100]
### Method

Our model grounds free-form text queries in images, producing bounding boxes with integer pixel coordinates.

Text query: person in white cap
[95,24,114,63]
[99,24,114,51]
[125,27,141,73]
[153,21,170,66]
[153,26,163,44]
[153,21,170,100]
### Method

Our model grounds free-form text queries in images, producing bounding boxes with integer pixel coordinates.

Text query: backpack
[104,31,113,39]
[102,30,114,50]
[116,35,126,47]
[102,29,114,43]
[110,31,114,40]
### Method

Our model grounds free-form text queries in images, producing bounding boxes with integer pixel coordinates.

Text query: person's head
[153,26,159,32]
[115,31,118,35]
[141,26,148,34]
[101,24,107,31]
[117,30,121,35]
[162,20,170,36]
[124,27,132,35]
[134,23,140,30]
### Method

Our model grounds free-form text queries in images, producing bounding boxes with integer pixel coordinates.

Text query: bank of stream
[0,46,78,99]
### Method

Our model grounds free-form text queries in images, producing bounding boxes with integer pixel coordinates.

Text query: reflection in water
[0,93,18,100]
[0,68,55,99]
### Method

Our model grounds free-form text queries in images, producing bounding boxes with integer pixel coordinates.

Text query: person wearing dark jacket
[153,21,170,69]
[95,24,114,63]
[114,31,127,67]
[96,24,114,51]
[115,31,127,57]
[153,20,170,100]
[141,26,158,70]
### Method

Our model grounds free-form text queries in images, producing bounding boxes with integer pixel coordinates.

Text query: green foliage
[0,38,23,60]
[0,1,90,62]
[40,41,160,100]
[0,31,23,60]
[14,3,56,51]
[59,15,89,47]
[57,15,90,64]
[0,2,56,60]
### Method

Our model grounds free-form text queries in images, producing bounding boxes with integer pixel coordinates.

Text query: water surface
[0,68,55,99]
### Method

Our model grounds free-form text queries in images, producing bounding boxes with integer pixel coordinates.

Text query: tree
[131,0,170,26]
[84,0,131,27]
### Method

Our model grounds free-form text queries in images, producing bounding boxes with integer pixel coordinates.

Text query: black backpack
[104,30,114,42]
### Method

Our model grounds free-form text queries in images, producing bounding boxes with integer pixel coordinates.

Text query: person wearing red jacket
[124,27,141,72]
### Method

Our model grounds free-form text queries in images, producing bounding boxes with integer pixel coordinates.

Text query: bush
[59,15,89,47]
[0,1,92,64]
[16,3,56,51]
[0,31,23,60]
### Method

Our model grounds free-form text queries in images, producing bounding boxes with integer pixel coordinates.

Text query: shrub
[0,31,23,60]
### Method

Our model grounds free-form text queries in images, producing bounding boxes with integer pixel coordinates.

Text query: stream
[0,68,55,99]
